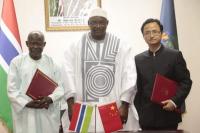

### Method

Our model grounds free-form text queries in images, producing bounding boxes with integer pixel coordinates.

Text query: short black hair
[141,18,163,34]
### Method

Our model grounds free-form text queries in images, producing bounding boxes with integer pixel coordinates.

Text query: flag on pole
[0,0,22,130]
[69,103,93,133]
[160,0,179,50]
[160,0,186,113]
[98,102,123,133]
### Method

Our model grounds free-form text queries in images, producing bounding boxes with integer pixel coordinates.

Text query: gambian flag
[0,0,22,130]
[69,103,93,132]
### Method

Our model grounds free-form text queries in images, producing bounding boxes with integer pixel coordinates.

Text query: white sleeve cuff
[170,100,177,108]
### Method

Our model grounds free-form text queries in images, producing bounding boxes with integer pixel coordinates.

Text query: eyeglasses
[143,30,161,37]
[90,23,106,27]
[89,22,107,27]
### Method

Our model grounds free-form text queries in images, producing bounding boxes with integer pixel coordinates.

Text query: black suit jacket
[134,45,192,128]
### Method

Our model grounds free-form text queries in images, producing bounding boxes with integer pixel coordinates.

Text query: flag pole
[95,104,97,133]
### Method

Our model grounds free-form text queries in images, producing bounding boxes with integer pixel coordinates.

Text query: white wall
[0,0,200,133]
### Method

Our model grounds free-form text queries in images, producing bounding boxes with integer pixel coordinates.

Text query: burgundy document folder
[26,69,58,100]
[151,73,178,104]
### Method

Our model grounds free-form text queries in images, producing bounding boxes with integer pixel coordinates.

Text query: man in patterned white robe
[61,8,140,132]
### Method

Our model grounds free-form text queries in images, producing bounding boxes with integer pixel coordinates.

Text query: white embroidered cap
[89,7,107,19]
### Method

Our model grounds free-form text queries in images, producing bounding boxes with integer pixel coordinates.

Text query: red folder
[26,69,58,100]
[151,73,178,104]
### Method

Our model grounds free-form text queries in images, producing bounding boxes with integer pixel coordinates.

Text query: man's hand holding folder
[151,73,180,113]
[26,69,57,109]
[161,99,176,112]
[26,96,53,109]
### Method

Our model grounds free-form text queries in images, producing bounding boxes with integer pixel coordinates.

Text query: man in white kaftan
[61,8,140,132]
[7,31,64,133]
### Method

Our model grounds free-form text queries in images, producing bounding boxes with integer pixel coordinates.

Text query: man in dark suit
[134,18,192,130]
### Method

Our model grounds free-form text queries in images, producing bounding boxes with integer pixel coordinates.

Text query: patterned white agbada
[7,54,64,133]
[62,32,140,132]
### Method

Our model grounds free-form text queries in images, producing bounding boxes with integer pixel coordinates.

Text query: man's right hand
[26,99,43,109]
[67,97,75,121]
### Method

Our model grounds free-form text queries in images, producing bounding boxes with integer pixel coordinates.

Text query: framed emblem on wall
[44,0,101,31]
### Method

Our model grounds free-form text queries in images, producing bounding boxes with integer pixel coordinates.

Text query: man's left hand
[119,101,129,124]
[161,100,176,111]
[37,96,53,109]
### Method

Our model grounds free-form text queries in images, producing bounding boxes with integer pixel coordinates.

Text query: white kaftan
[7,54,64,133]
[62,33,140,132]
